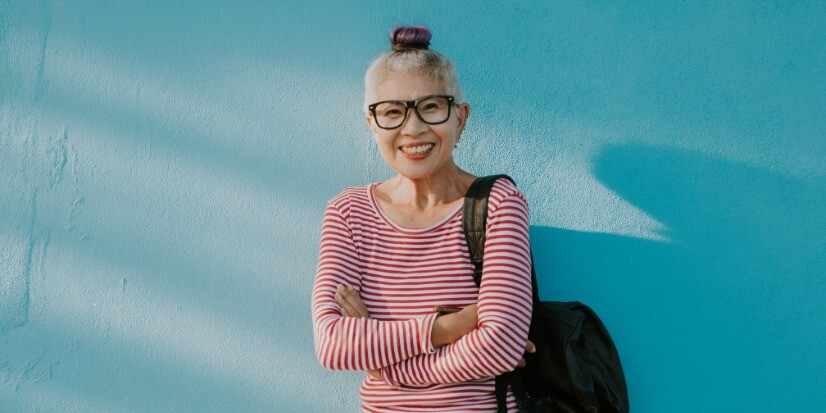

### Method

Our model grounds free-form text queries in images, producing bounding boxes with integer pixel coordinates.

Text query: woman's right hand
[431,304,478,348]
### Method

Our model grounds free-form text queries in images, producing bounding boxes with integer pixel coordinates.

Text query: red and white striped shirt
[312,177,533,412]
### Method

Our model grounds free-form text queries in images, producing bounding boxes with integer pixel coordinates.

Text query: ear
[456,103,470,135]
[365,113,377,134]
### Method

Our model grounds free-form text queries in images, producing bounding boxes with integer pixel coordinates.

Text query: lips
[399,143,435,159]
[399,143,436,154]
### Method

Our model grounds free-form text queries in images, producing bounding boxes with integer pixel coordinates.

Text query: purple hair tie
[390,25,432,50]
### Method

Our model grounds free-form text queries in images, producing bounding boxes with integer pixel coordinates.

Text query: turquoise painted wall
[2,1,824,411]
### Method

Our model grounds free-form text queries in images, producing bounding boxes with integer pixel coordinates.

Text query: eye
[419,97,448,113]
[376,102,406,117]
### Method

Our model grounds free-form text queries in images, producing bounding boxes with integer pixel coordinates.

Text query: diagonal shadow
[0,317,322,412]
[0,203,353,412]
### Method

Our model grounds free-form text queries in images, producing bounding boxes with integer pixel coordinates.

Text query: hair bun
[390,25,431,51]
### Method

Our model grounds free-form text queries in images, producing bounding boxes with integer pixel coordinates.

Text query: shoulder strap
[462,174,540,303]
[462,175,515,287]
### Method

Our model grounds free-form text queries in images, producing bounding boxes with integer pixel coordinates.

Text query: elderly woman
[312,26,534,413]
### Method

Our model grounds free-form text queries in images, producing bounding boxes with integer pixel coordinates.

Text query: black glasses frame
[368,94,456,129]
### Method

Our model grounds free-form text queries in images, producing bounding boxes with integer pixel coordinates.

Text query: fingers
[340,284,369,318]
[335,284,357,317]
[516,340,536,369]
[335,284,353,316]
[335,284,370,318]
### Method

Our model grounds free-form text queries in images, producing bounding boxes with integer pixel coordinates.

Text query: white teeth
[401,144,435,154]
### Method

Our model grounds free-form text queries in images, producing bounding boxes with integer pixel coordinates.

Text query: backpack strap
[494,374,510,413]
[462,175,515,287]
[463,174,540,303]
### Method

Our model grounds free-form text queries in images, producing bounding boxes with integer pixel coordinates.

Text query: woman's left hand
[516,339,536,368]
[335,284,380,378]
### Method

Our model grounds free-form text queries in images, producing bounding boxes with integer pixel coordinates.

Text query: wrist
[430,313,460,348]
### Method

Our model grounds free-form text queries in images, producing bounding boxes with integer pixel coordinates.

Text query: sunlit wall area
[2,1,824,412]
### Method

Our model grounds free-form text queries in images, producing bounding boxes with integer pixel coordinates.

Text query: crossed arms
[311,188,533,388]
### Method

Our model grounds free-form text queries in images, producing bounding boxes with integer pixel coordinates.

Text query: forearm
[380,300,531,386]
[430,309,475,348]
[313,301,439,371]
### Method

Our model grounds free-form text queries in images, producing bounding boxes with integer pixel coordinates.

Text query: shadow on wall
[528,144,826,411]
[0,321,297,413]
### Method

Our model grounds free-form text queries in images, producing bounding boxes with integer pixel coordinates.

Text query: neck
[388,163,474,211]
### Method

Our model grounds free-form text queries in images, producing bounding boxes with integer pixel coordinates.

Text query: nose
[399,106,429,135]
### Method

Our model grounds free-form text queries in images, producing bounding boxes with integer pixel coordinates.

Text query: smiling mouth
[399,143,436,155]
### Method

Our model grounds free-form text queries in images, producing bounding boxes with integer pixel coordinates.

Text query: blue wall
[2,1,824,411]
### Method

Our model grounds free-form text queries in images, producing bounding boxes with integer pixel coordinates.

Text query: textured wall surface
[2,1,824,412]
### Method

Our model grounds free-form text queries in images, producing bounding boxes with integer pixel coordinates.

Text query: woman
[312,25,534,413]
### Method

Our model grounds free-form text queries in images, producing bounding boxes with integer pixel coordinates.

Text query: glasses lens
[374,101,406,129]
[417,96,450,124]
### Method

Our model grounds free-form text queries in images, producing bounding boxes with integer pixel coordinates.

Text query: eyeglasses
[368,94,456,129]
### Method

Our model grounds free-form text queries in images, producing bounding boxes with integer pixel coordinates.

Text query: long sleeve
[312,200,439,371]
[378,187,533,387]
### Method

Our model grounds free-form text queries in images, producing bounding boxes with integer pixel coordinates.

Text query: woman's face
[365,71,469,181]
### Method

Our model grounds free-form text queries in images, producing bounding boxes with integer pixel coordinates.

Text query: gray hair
[363,48,463,114]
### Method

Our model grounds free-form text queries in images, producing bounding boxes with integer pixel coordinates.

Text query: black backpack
[462,174,630,413]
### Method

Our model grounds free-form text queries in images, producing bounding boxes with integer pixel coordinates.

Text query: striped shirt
[312,177,533,413]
